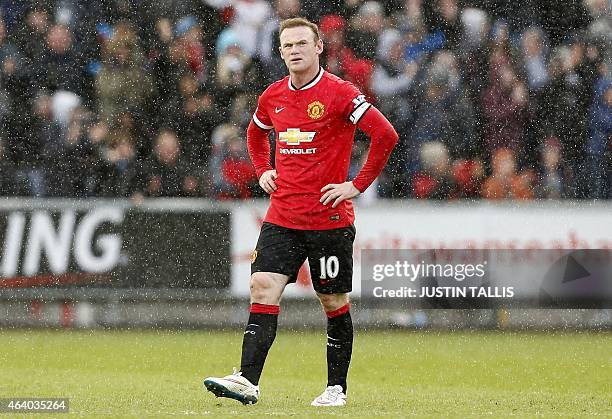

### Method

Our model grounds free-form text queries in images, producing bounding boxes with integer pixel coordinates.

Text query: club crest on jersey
[279,128,316,145]
[307,101,325,119]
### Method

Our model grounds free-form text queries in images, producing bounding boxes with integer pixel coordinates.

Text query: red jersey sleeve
[247,93,274,178]
[335,81,399,192]
[353,107,399,192]
[336,81,372,125]
[252,94,273,130]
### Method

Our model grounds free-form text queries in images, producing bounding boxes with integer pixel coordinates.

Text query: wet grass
[0,329,610,417]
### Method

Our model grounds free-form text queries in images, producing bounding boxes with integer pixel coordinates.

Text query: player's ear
[316,38,323,55]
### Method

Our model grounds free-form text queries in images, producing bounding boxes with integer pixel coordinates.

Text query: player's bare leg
[312,292,352,406]
[204,272,288,404]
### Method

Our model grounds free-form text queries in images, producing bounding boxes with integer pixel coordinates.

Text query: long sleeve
[247,120,273,178]
[352,106,399,192]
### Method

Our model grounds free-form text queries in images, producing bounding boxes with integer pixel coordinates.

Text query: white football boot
[203,368,259,405]
[311,385,347,406]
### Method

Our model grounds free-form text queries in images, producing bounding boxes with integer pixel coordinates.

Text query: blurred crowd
[0,0,610,200]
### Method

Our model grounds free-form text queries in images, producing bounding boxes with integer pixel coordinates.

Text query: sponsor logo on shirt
[279,128,316,145]
[279,148,317,155]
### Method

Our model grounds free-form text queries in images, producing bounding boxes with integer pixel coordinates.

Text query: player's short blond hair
[279,17,320,42]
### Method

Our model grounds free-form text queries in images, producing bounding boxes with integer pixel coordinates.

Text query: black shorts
[251,222,356,294]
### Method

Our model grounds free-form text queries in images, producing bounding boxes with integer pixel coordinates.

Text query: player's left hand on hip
[320,181,360,208]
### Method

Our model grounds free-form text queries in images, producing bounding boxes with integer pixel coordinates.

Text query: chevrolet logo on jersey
[279,128,316,145]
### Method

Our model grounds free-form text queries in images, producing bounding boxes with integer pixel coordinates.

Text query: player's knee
[317,292,349,312]
[250,273,279,302]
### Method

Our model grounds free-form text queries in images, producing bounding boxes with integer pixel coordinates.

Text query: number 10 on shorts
[319,256,339,279]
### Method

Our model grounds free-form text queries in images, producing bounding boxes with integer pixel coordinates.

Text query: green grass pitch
[0,329,610,417]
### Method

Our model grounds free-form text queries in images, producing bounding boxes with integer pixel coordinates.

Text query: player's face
[279,26,323,75]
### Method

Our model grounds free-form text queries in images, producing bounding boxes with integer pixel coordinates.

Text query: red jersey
[248,67,397,230]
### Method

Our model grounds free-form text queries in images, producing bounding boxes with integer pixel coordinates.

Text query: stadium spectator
[216,32,264,116]
[209,92,259,182]
[216,32,251,91]
[226,0,272,58]
[452,158,485,198]
[422,0,462,49]
[481,60,528,157]
[482,148,534,200]
[97,127,139,197]
[9,4,50,66]
[486,19,514,73]
[458,7,489,53]
[412,141,458,199]
[535,39,601,197]
[171,15,207,82]
[210,125,257,199]
[537,0,591,46]
[299,0,365,23]
[412,51,477,160]
[403,22,446,64]
[162,72,218,171]
[319,14,349,77]
[138,129,199,197]
[149,17,182,111]
[6,86,80,197]
[370,27,417,197]
[35,24,84,96]
[55,107,101,197]
[257,0,300,84]
[344,1,385,101]
[95,22,154,125]
[534,136,567,199]
[0,16,26,120]
[142,1,221,59]
[371,29,416,110]
[585,79,612,199]
[110,110,152,161]
[392,0,424,32]
[459,9,490,141]
[347,1,385,61]
[0,137,15,195]
[521,27,550,91]
[30,90,65,170]
[319,14,374,100]
[583,0,611,66]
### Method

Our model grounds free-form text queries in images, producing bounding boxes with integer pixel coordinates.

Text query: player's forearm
[352,107,399,192]
[247,120,274,178]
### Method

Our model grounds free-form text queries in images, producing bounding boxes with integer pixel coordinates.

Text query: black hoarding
[0,206,230,293]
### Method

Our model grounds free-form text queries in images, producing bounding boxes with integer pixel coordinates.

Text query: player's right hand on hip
[259,169,278,194]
